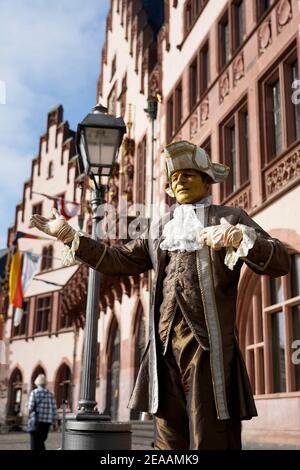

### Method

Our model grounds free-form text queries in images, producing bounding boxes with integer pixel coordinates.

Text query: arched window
[31,366,46,390]
[241,253,300,395]
[41,245,53,271]
[55,363,72,409]
[11,300,29,338]
[8,368,23,416]
[106,322,120,420]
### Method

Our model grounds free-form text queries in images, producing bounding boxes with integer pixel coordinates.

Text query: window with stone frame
[231,0,245,52]
[35,295,52,333]
[244,253,300,395]
[220,98,249,200]
[11,300,29,338]
[260,43,300,166]
[218,9,230,70]
[218,1,247,71]
[55,363,72,409]
[166,95,174,143]
[200,40,210,95]
[200,136,213,196]
[166,80,183,142]
[174,82,182,131]
[189,39,210,112]
[41,245,53,271]
[136,135,147,205]
[184,0,209,36]
[189,56,198,112]
[47,161,54,179]
[119,73,127,118]
[32,202,42,216]
[107,82,117,116]
[256,0,271,21]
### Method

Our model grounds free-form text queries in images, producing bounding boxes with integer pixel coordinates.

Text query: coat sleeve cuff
[61,231,85,266]
[241,238,275,272]
[224,224,257,271]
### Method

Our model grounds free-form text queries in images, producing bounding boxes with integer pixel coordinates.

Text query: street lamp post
[145,96,157,322]
[64,105,130,450]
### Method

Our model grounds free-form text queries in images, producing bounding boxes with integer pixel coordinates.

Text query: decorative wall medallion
[190,111,198,138]
[200,99,209,125]
[258,20,272,53]
[277,0,292,32]
[233,54,244,86]
[219,71,230,103]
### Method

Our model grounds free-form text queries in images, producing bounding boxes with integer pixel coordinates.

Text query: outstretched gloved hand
[29,208,76,244]
[198,217,243,251]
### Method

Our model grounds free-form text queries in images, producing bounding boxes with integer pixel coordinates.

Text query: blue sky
[0,0,110,247]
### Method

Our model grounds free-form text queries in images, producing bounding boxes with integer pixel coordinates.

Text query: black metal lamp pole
[77,185,105,416]
[145,96,158,306]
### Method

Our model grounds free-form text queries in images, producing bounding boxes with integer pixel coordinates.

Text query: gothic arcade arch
[54,362,72,409]
[105,315,120,420]
[30,364,46,390]
[7,367,23,417]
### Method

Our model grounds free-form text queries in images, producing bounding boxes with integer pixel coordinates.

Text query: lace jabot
[160,196,212,252]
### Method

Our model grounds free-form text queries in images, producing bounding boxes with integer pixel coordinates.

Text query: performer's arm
[238,209,291,277]
[74,236,153,276]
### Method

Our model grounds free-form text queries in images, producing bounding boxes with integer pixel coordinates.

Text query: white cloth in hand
[198,218,243,250]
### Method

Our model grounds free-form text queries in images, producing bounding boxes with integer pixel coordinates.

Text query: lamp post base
[64,415,131,450]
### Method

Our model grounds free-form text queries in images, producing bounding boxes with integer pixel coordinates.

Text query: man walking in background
[28,374,57,450]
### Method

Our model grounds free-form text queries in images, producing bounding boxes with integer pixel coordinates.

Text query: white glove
[198,218,243,251]
[29,208,76,244]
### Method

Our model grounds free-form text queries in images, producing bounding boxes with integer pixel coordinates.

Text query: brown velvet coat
[74,205,290,421]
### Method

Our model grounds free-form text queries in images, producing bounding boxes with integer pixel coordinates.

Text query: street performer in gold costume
[30,140,290,450]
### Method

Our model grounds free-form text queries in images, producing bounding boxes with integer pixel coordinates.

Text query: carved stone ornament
[266,148,300,196]
[200,99,209,125]
[229,187,251,211]
[107,176,119,206]
[121,137,135,207]
[149,66,160,97]
[233,54,244,86]
[190,111,198,138]
[258,20,272,53]
[219,72,230,103]
[276,0,292,32]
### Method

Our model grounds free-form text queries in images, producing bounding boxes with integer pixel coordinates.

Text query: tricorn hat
[164,140,229,197]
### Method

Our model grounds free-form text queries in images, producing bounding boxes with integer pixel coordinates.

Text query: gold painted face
[170,169,210,204]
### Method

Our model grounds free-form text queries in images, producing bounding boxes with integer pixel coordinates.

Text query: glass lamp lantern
[76,104,126,186]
